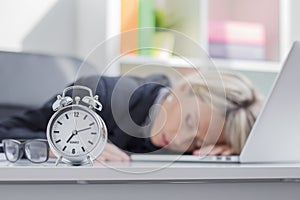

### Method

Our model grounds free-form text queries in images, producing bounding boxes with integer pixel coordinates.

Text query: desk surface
[1,161,300,200]
[1,158,300,182]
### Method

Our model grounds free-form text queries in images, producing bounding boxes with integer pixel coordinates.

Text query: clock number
[74,112,79,118]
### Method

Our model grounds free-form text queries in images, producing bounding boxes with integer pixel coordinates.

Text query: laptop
[131,41,300,163]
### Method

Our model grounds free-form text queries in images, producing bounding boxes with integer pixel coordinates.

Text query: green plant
[154,9,180,30]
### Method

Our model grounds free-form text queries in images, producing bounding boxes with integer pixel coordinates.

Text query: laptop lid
[240,41,300,163]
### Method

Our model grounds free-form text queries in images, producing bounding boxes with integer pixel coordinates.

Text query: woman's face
[150,84,226,153]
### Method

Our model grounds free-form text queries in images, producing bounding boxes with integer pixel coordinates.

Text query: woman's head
[150,70,263,154]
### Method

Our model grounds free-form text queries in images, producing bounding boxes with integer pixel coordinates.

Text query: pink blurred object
[209,42,265,60]
[209,21,266,46]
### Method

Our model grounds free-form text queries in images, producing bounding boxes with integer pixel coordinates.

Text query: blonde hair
[184,70,263,154]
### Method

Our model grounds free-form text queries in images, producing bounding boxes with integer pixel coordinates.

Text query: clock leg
[87,156,93,166]
[55,156,63,166]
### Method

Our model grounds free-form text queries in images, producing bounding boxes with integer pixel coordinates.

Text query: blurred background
[1,0,300,96]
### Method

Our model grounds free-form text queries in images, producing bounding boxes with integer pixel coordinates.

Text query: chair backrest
[0,51,94,119]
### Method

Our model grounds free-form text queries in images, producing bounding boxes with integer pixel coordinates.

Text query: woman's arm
[96,143,130,162]
[0,75,111,141]
[0,95,55,140]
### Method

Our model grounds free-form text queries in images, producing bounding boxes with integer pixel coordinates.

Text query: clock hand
[73,113,78,131]
[76,127,91,133]
[66,131,77,143]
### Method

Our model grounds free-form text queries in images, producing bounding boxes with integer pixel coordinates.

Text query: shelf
[119,55,281,73]
[209,0,280,61]
[119,55,211,68]
[212,59,281,73]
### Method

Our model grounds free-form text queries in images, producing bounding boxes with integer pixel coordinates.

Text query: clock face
[49,106,102,157]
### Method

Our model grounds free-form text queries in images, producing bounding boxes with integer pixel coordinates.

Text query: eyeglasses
[2,139,49,163]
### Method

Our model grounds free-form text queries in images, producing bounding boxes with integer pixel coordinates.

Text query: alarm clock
[46,85,107,166]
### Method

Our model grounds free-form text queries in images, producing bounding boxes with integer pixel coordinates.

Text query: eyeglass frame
[1,139,50,163]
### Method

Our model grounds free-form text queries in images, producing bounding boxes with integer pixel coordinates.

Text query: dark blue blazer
[0,74,171,153]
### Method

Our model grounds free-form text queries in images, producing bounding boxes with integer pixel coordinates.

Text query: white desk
[0,160,300,199]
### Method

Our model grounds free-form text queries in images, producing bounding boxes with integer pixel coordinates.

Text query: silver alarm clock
[46,85,107,166]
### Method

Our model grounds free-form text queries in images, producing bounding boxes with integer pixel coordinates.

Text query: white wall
[0,0,59,51]
[75,0,121,75]
[76,0,107,63]
[0,0,120,75]
[22,0,77,56]
[24,0,120,74]
[288,0,300,52]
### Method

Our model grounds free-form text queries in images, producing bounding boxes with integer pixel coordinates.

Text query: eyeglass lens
[3,140,21,162]
[3,139,48,163]
[25,141,48,163]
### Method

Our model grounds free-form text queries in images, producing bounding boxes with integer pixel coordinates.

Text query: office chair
[0,51,95,120]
